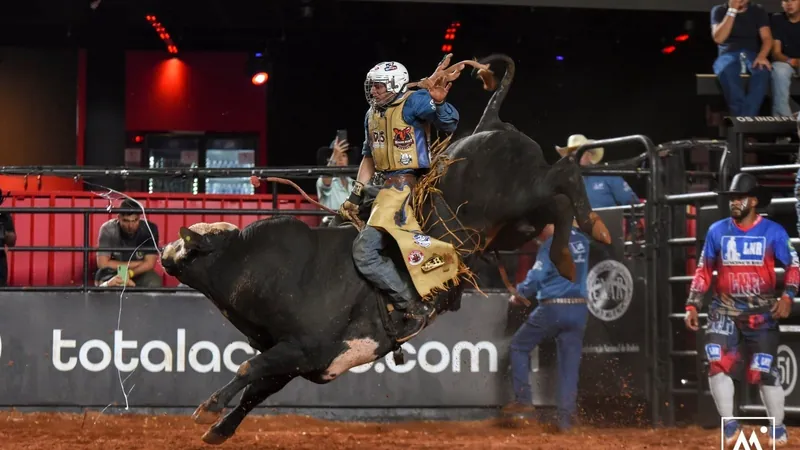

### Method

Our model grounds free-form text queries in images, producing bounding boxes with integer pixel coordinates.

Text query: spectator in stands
[770,0,800,117]
[316,136,355,224]
[96,198,162,287]
[711,0,773,117]
[0,194,15,287]
[94,267,135,287]
[556,134,642,239]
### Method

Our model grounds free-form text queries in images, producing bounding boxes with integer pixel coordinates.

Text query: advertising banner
[0,209,650,411]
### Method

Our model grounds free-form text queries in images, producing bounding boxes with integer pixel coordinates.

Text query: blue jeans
[771,61,798,117]
[352,225,417,307]
[510,302,588,430]
[713,50,769,116]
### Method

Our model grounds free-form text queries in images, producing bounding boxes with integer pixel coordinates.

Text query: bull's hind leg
[546,156,610,246]
[548,194,578,282]
[201,375,294,445]
[192,342,311,433]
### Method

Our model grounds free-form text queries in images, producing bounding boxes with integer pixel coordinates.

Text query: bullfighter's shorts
[704,308,780,386]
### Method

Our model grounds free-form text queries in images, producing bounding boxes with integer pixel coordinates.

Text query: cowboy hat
[716,172,771,208]
[555,134,604,165]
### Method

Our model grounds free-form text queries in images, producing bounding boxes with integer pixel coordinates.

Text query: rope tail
[250,176,338,215]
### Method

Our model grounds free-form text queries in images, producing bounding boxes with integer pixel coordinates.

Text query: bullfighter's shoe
[770,424,788,447]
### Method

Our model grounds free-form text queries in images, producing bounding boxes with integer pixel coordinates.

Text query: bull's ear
[179,227,212,252]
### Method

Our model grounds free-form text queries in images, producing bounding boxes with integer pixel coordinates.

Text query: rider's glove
[338,181,365,228]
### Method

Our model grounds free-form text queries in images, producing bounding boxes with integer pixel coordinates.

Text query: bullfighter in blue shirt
[338,58,464,333]
[557,134,642,238]
[502,222,592,431]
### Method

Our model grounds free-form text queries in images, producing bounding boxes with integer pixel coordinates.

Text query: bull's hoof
[555,248,576,282]
[201,428,230,446]
[588,212,611,245]
[192,404,222,425]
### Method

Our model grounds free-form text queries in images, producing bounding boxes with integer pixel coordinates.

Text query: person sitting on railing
[0,194,15,287]
[96,198,162,288]
[94,266,135,288]
[316,135,355,225]
[770,0,800,117]
[555,134,643,240]
[710,0,773,117]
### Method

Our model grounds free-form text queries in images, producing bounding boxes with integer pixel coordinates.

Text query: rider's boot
[390,288,433,332]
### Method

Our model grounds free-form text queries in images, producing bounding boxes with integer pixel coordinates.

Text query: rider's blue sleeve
[402,90,459,134]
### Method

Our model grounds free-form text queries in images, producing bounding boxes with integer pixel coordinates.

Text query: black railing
[0,204,543,293]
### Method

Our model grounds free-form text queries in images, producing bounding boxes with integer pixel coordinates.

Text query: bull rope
[249,176,338,215]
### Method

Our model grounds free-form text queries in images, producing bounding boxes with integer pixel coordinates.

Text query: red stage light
[146,14,179,55]
[662,45,677,54]
[674,34,690,42]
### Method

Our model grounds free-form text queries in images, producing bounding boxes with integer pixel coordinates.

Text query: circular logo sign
[778,344,797,397]
[586,259,633,322]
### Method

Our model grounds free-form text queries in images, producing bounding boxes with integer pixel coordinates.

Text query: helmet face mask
[364,61,410,108]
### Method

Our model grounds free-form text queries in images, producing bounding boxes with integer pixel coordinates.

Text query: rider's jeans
[352,225,416,308]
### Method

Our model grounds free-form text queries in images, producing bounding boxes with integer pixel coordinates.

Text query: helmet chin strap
[372,90,403,109]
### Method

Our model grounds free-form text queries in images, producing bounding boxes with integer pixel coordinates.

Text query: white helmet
[364,61,410,107]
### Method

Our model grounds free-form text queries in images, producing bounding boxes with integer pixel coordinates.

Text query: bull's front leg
[200,375,294,445]
[192,341,310,440]
[549,193,577,282]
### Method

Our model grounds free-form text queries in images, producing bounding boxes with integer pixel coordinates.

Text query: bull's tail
[470,54,516,134]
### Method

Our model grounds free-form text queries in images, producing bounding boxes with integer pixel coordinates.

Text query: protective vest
[368,92,430,172]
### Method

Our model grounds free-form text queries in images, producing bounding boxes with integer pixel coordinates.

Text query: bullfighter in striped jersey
[685,172,798,448]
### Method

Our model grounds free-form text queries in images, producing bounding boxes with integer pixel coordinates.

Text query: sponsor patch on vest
[393,126,414,150]
[413,233,431,248]
[421,254,445,273]
[400,153,412,165]
[408,250,424,266]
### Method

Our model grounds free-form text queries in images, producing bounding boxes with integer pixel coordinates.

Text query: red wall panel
[6,192,320,287]
[125,51,268,165]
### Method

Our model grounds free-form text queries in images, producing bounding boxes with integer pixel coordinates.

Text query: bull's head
[160,222,239,281]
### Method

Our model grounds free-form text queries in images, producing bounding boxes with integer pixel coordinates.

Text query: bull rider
[684,172,796,448]
[338,58,462,331]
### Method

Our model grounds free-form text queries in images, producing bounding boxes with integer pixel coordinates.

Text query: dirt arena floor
[0,410,796,449]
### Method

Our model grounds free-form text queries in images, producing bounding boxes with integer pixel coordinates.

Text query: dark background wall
[0,47,78,166]
[0,2,734,197]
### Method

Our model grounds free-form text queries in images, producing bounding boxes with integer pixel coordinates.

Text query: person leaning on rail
[96,198,162,288]
[555,134,642,240]
[685,172,795,448]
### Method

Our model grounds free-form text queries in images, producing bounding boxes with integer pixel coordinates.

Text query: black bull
[159,54,611,445]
